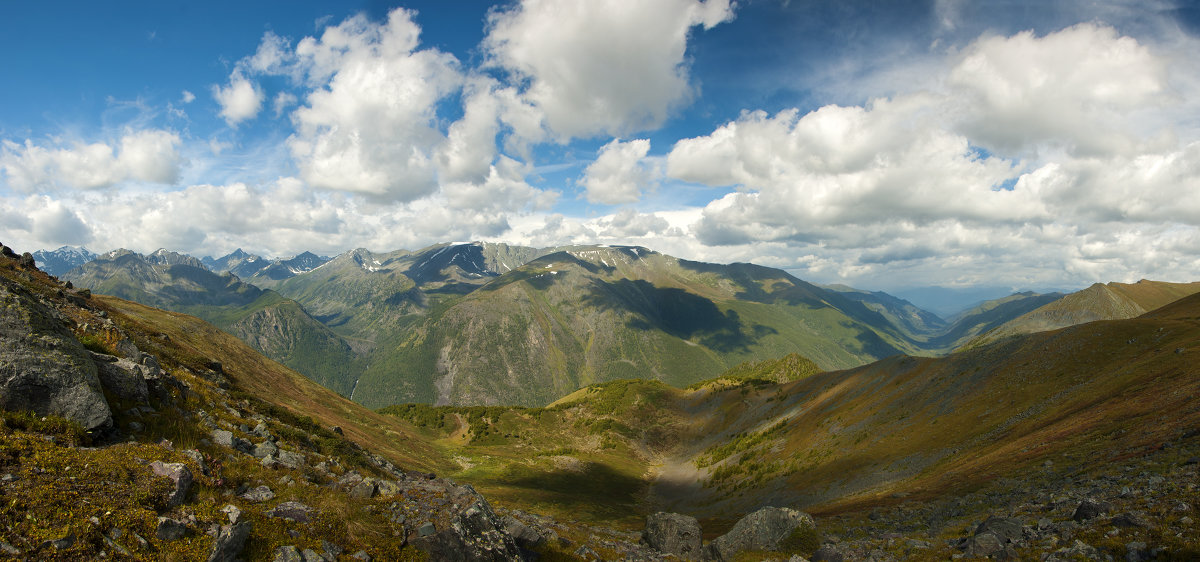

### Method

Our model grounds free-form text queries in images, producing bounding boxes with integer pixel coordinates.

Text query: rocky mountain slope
[201,249,332,288]
[964,280,1200,349]
[61,249,362,396]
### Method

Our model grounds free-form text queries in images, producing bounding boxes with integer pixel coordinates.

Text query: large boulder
[411,491,522,561]
[706,506,816,561]
[149,461,193,507]
[642,512,703,560]
[91,353,150,404]
[207,522,252,562]
[0,279,111,431]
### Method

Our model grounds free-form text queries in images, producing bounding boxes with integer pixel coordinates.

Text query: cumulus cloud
[484,0,735,140]
[181,90,195,104]
[436,80,501,183]
[599,208,670,237]
[583,139,654,204]
[0,129,183,192]
[283,9,461,200]
[212,72,264,126]
[948,23,1169,157]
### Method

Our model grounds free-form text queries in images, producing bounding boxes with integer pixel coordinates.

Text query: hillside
[350,246,933,407]
[964,280,1200,349]
[62,249,363,396]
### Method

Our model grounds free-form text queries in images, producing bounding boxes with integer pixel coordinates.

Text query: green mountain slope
[352,246,929,408]
[963,280,1200,349]
[62,250,362,396]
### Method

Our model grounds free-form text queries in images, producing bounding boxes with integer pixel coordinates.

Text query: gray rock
[503,516,545,550]
[418,521,437,537]
[277,450,305,469]
[240,485,275,502]
[149,461,193,507]
[0,279,112,431]
[1112,511,1151,528]
[0,540,19,555]
[412,497,523,561]
[91,353,150,404]
[351,551,371,561]
[1073,498,1113,522]
[254,441,279,459]
[156,517,188,541]
[350,478,378,499]
[222,504,241,524]
[207,521,252,562]
[273,546,303,562]
[641,512,702,559]
[268,501,315,523]
[706,506,816,561]
[212,429,234,447]
[1126,541,1150,562]
[574,545,602,561]
[811,544,844,562]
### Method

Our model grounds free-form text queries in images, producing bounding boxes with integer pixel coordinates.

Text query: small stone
[273,546,302,562]
[350,479,378,499]
[267,501,315,523]
[277,450,306,469]
[1073,499,1112,522]
[1173,502,1192,512]
[417,521,436,537]
[128,421,144,433]
[212,429,234,447]
[222,504,241,524]
[149,461,194,507]
[0,541,19,555]
[41,532,75,550]
[240,485,275,502]
[1180,516,1193,526]
[351,551,371,561]
[156,517,188,541]
[1112,512,1152,528]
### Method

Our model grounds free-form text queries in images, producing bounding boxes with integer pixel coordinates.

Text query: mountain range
[4,240,1199,560]
[31,245,97,276]
[55,241,1200,413]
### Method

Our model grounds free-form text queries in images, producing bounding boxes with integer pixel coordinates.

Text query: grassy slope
[98,295,453,475]
[66,255,362,396]
[963,280,1200,349]
[374,292,1200,534]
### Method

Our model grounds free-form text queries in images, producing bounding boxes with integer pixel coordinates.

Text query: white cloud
[436,79,501,183]
[0,129,183,192]
[283,9,461,200]
[599,208,669,237]
[273,91,297,117]
[484,0,735,140]
[583,138,654,204]
[181,90,195,104]
[212,72,264,126]
[947,23,1170,157]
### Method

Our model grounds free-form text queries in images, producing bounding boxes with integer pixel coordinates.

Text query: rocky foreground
[2,241,1199,561]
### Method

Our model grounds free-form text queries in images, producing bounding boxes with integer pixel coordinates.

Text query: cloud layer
[3,4,1200,295]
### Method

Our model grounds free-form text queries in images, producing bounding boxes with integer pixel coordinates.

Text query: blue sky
[3,0,1200,295]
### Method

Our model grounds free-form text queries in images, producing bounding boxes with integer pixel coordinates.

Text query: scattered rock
[40,532,75,550]
[277,450,306,469]
[240,485,275,502]
[91,353,151,404]
[207,521,252,562]
[222,504,242,524]
[418,522,437,537]
[811,544,844,562]
[0,541,18,555]
[273,546,303,562]
[503,516,546,550]
[268,501,315,523]
[149,461,193,507]
[574,545,602,561]
[350,478,378,499]
[1072,498,1112,522]
[156,517,188,541]
[1111,511,1151,528]
[641,511,702,559]
[254,441,279,459]
[706,506,816,561]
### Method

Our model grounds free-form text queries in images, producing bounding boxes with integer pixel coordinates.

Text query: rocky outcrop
[642,511,703,560]
[705,506,816,561]
[0,277,111,431]
[411,491,522,561]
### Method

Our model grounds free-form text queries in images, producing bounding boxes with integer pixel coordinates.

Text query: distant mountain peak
[31,246,98,276]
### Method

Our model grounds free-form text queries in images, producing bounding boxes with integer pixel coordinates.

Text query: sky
[2,0,1200,296]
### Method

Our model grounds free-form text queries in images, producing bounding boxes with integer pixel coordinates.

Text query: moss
[778,522,820,556]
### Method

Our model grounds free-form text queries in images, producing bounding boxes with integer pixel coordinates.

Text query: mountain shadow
[583,278,771,353]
